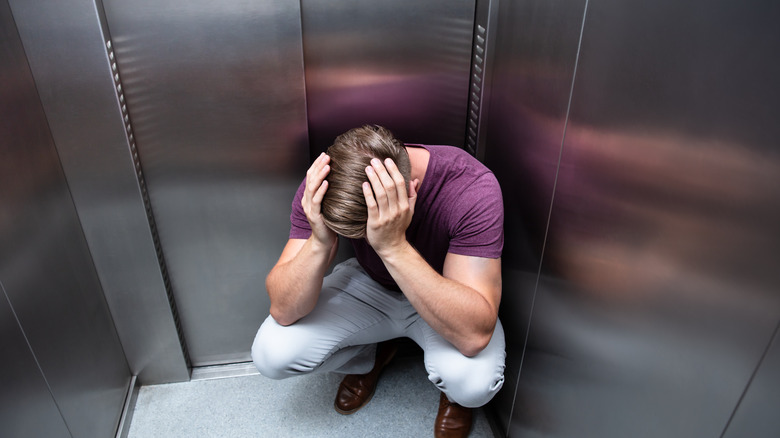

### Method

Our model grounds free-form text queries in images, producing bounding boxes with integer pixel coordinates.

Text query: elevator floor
[127,355,498,437]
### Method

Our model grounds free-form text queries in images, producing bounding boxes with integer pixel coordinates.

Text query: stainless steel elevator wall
[101,0,310,366]
[483,0,588,430]
[9,0,190,385]
[485,0,780,436]
[0,0,131,435]
[302,0,476,151]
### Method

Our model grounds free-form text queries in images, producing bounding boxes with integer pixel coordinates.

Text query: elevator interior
[1,0,779,437]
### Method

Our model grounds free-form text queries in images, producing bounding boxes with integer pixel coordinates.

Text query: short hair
[321,125,411,239]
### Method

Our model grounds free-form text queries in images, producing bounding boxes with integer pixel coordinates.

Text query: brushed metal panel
[1,284,69,438]
[0,1,131,434]
[722,322,780,437]
[102,0,309,366]
[509,0,780,436]
[8,0,189,384]
[482,0,587,432]
[302,0,475,151]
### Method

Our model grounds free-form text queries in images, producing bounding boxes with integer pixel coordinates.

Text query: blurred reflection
[301,0,474,151]
[548,121,780,307]
[306,69,465,151]
[478,0,780,435]
[492,102,780,437]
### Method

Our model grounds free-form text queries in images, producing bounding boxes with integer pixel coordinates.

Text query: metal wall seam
[0,279,73,437]
[720,319,780,437]
[468,0,500,160]
[102,32,192,370]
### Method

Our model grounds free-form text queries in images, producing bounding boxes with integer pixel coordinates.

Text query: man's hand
[363,158,419,256]
[303,153,337,249]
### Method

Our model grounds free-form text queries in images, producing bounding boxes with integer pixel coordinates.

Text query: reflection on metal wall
[102,0,309,366]
[486,0,780,436]
[9,0,189,385]
[302,0,475,151]
[483,0,587,429]
[0,0,130,435]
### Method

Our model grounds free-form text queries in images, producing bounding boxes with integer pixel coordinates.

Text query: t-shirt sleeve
[289,178,312,240]
[448,172,504,258]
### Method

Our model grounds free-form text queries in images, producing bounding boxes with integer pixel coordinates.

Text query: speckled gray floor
[127,356,497,437]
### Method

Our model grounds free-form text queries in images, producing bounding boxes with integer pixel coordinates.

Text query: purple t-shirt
[289,144,504,289]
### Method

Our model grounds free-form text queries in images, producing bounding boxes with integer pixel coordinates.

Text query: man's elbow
[269,307,299,327]
[458,331,493,358]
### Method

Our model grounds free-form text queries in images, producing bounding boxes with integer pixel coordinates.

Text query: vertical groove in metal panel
[469,0,501,162]
[0,279,73,437]
[504,1,590,433]
[465,3,486,156]
[101,31,191,369]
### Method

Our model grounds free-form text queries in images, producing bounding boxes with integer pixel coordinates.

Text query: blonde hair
[321,125,411,238]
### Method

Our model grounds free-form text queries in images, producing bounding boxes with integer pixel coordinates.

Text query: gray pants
[251,258,506,408]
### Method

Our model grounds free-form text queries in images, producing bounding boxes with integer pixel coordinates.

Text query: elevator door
[102,0,310,366]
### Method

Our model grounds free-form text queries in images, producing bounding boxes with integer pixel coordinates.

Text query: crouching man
[252,125,505,437]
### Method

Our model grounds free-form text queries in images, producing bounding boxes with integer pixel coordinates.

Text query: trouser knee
[431,366,505,408]
[251,328,287,380]
[425,322,506,408]
[251,316,315,380]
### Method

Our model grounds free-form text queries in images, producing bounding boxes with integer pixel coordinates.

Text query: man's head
[321,125,411,239]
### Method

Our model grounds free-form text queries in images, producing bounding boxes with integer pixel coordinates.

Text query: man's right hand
[303,153,337,248]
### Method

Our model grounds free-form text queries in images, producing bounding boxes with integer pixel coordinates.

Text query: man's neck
[405,146,430,185]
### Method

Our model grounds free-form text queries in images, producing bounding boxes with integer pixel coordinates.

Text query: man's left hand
[363,158,419,257]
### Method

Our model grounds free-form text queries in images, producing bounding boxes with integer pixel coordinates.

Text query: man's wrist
[308,234,335,254]
[376,239,414,263]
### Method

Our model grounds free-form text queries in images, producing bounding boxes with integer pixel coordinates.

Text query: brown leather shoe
[334,340,398,415]
[434,392,473,438]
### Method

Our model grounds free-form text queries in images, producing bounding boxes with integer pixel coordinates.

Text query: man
[252,125,505,437]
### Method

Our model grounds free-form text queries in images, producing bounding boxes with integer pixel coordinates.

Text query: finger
[362,181,377,216]
[362,181,380,228]
[371,158,397,192]
[305,153,326,178]
[370,158,399,212]
[305,171,330,212]
[306,153,330,192]
[312,179,328,208]
[383,158,408,198]
[365,164,389,212]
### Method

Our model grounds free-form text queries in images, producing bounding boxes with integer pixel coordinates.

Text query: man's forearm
[379,243,497,357]
[266,237,336,326]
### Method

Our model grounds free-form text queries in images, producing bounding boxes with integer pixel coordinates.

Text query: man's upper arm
[442,253,502,312]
